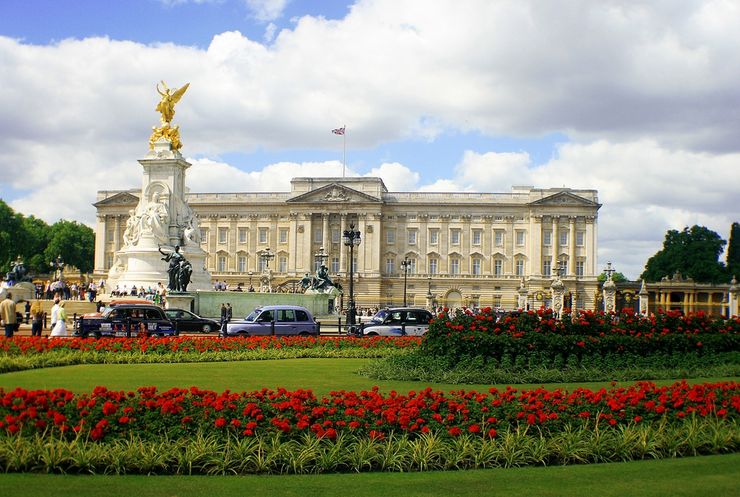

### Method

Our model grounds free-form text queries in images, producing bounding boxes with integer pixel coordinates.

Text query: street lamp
[259,248,274,271]
[343,223,361,328]
[400,257,411,307]
[314,246,328,270]
[50,255,65,281]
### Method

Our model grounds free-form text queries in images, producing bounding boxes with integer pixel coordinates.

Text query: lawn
[0,357,738,496]
[0,358,735,395]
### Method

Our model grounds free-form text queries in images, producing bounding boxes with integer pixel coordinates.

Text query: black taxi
[76,304,177,338]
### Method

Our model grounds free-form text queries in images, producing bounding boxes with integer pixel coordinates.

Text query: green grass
[0,358,736,395]
[0,453,738,497]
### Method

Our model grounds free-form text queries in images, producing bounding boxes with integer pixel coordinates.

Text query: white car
[356,308,433,337]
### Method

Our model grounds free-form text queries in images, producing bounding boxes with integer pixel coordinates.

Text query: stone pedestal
[166,293,195,313]
[107,139,212,292]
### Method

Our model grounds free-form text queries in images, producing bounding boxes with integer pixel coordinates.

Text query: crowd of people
[32,280,102,302]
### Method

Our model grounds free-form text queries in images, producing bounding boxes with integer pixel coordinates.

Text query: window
[493,295,502,308]
[200,228,208,243]
[331,256,340,274]
[450,258,460,274]
[386,258,395,274]
[559,230,568,246]
[106,229,114,243]
[576,231,585,247]
[408,258,417,274]
[559,259,568,275]
[331,228,340,244]
[543,230,552,246]
[516,230,525,246]
[259,228,268,244]
[429,229,439,245]
[238,227,247,244]
[259,258,268,272]
[472,258,481,275]
[278,256,287,273]
[429,258,438,275]
[494,259,503,276]
[407,229,417,245]
[494,230,504,246]
[314,227,322,244]
[515,259,524,276]
[543,258,552,276]
[386,229,396,244]
[450,229,461,245]
[279,228,289,244]
[218,228,228,244]
[472,229,482,245]
[218,255,227,272]
[238,255,247,272]
[576,260,585,276]
[352,256,357,272]
[276,309,295,322]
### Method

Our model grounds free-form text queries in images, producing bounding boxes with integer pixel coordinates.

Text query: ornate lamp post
[50,255,65,281]
[400,257,411,307]
[314,246,328,270]
[248,271,253,289]
[602,261,617,313]
[259,248,275,271]
[342,224,361,328]
[426,275,434,310]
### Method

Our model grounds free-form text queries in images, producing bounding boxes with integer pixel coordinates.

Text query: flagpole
[342,125,346,178]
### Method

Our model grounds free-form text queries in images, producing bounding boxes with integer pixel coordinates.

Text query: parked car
[164,308,220,333]
[76,304,177,338]
[354,307,433,337]
[226,305,319,337]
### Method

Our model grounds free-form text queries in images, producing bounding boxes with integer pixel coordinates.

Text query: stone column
[94,215,107,273]
[531,215,542,277]
[729,277,738,317]
[248,214,258,272]
[638,279,649,315]
[322,214,330,257]
[339,213,347,275]
[113,215,121,253]
[568,216,576,277]
[603,278,616,313]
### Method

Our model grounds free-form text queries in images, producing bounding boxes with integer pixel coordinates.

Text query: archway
[445,290,462,308]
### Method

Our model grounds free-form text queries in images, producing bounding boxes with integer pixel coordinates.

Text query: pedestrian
[50,298,60,332]
[0,292,17,338]
[24,301,31,324]
[30,301,44,337]
[220,303,228,337]
[226,303,233,323]
[50,301,68,337]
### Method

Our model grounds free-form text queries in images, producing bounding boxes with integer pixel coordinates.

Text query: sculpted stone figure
[158,245,185,292]
[137,192,169,244]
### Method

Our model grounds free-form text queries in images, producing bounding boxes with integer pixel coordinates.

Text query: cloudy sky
[1,0,739,279]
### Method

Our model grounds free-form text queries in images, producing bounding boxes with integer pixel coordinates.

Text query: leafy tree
[597,271,628,283]
[43,220,96,275]
[0,199,24,273]
[641,225,727,283]
[727,222,740,279]
[19,216,50,273]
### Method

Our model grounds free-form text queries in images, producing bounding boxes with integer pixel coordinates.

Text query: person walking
[0,293,17,338]
[49,298,60,332]
[50,301,68,337]
[226,303,233,323]
[30,301,44,337]
[220,303,228,337]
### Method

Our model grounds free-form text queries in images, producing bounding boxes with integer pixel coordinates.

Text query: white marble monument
[106,82,211,293]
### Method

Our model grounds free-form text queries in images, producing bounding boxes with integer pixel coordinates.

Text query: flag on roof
[332,127,345,135]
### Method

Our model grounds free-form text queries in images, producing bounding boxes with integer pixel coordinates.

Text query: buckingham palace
[93,176,602,310]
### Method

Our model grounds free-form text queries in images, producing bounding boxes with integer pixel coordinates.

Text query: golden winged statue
[155,81,190,125]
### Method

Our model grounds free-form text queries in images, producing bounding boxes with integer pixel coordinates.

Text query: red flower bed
[1,381,737,441]
[0,336,421,355]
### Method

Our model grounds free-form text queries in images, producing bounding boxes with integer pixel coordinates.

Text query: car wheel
[367,332,379,337]
[299,332,311,337]
[202,324,213,333]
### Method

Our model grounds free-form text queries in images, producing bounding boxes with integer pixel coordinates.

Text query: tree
[19,216,50,273]
[727,222,740,279]
[641,225,727,283]
[0,199,23,273]
[44,220,96,275]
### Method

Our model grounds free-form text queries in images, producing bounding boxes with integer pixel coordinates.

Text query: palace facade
[93,177,602,310]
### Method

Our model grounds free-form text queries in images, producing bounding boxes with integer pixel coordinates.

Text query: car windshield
[244,310,261,322]
[370,310,388,323]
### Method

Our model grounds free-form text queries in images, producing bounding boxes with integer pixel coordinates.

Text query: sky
[1,0,739,280]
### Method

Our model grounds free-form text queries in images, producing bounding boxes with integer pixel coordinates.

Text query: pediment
[287,183,382,204]
[529,191,600,208]
[93,191,140,207]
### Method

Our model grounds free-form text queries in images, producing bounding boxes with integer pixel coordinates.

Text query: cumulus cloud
[1,0,739,280]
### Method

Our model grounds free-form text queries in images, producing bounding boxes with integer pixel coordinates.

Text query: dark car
[76,304,177,338]
[354,307,434,337]
[164,308,220,333]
